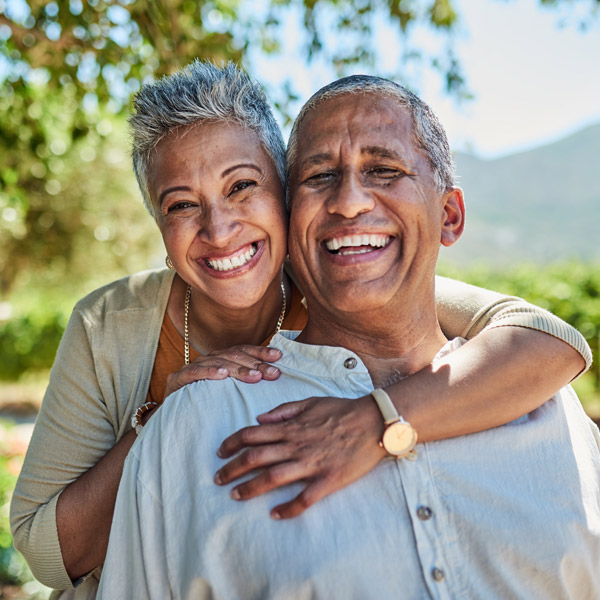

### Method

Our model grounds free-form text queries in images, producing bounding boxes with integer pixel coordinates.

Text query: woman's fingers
[256,400,309,424]
[214,443,293,487]
[229,461,308,503]
[165,365,230,398]
[270,479,333,520]
[214,395,388,518]
[203,345,282,381]
[217,423,285,459]
[163,345,282,399]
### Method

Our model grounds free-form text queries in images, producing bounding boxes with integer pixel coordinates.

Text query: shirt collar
[269,331,371,379]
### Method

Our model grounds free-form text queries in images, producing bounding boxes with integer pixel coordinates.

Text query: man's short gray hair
[286,75,455,196]
[130,60,286,217]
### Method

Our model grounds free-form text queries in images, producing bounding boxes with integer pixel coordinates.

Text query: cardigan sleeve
[435,275,592,374]
[10,307,117,590]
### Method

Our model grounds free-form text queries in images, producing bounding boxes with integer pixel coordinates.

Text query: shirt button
[417,506,433,521]
[343,357,357,369]
[431,567,445,582]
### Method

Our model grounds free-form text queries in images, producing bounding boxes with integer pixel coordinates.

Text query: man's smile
[324,233,392,255]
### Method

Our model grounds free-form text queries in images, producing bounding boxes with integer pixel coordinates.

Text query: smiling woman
[9,61,592,599]
[151,120,288,323]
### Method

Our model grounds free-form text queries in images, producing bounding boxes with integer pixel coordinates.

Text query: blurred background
[0,0,599,596]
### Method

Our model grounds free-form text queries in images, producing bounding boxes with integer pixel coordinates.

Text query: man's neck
[296,300,447,388]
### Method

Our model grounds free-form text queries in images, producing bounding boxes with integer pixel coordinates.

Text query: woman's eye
[166,201,194,213]
[230,180,256,195]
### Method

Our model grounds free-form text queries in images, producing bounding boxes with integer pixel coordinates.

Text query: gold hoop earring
[165,255,175,270]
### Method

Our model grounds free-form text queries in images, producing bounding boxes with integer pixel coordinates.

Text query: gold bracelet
[131,401,159,436]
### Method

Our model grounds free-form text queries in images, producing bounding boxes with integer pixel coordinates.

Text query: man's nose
[326,171,375,218]
[198,206,243,247]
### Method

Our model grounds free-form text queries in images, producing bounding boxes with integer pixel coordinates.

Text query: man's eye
[305,171,335,186]
[367,167,404,179]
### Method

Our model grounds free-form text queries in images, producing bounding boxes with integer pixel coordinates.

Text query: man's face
[288,92,464,317]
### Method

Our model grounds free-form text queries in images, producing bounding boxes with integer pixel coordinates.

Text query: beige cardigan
[10,268,592,598]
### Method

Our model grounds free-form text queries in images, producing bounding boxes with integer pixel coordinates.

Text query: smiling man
[98,76,600,600]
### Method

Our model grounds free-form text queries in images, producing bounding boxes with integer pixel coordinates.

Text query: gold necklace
[184,281,287,365]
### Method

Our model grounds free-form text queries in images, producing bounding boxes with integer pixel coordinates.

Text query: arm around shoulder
[435,275,591,378]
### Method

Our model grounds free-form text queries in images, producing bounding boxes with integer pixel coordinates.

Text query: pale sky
[250,0,600,158]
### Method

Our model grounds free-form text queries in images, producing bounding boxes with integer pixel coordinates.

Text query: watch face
[382,421,417,456]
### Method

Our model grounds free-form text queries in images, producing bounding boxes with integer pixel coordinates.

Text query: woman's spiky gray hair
[129,60,286,217]
[286,75,455,199]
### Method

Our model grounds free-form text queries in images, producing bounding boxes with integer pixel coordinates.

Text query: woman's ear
[440,187,466,247]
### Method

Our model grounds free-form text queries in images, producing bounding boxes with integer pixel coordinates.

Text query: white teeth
[339,248,372,255]
[325,234,390,252]
[206,244,257,271]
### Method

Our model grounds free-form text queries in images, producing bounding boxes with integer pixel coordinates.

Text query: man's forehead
[295,93,414,161]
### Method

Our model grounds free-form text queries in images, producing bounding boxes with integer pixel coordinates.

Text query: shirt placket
[398,446,456,600]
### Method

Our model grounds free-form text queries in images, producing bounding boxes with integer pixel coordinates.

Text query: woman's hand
[164,345,282,399]
[214,394,387,519]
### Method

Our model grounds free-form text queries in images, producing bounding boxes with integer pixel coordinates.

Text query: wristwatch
[371,388,417,458]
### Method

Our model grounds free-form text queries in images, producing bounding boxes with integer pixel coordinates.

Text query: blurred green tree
[0,0,598,297]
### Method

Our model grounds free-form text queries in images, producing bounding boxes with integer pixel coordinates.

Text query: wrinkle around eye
[164,200,197,215]
[302,171,337,187]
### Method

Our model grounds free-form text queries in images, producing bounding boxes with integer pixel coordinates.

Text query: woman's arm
[10,301,283,585]
[215,278,591,518]
[55,345,281,580]
[10,308,119,589]
[435,275,591,375]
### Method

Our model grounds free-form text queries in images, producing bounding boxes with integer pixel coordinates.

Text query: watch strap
[371,388,400,424]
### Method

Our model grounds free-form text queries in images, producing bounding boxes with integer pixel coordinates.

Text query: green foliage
[0,0,597,297]
[0,421,28,587]
[0,311,65,380]
[438,261,600,396]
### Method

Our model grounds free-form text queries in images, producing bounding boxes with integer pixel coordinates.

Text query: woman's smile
[198,240,263,277]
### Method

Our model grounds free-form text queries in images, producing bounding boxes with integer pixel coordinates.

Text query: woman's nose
[198,206,243,247]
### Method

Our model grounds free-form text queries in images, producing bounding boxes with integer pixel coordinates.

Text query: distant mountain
[440,124,600,266]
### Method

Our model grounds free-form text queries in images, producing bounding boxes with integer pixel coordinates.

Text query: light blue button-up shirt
[99,333,600,600]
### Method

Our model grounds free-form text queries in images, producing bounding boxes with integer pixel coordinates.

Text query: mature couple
[12,62,599,599]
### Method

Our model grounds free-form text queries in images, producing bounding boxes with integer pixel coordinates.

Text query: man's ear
[440,187,465,247]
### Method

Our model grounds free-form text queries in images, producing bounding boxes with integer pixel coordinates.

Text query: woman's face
[149,121,288,309]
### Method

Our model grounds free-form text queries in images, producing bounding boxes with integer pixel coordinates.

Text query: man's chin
[319,284,401,315]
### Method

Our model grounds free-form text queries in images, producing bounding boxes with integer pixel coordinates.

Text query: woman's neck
[168,273,287,354]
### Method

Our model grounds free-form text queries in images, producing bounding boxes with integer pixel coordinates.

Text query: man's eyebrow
[221,163,262,177]
[361,146,403,161]
[299,153,334,169]
[159,186,192,206]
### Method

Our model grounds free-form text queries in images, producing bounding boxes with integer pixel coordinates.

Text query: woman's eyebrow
[159,186,192,206]
[221,163,262,177]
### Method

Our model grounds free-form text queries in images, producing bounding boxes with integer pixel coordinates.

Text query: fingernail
[249,369,260,376]
[266,366,279,376]
[271,510,281,520]
[214,471,222,484]
[217,447,224,458]
[231,488,241,500]
[217,368,228,375]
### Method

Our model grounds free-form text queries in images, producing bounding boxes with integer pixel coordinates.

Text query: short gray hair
[130,60,286,216]
[287,75,455,195]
